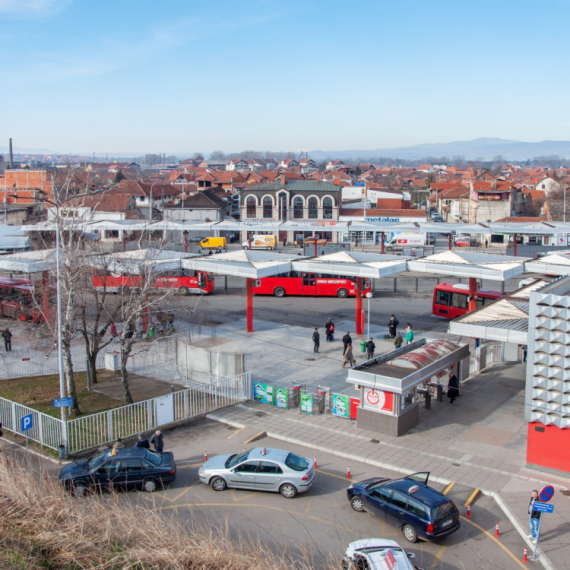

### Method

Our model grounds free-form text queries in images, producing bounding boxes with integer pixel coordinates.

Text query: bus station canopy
[408,251,528,281]
[89,249,198,275]
[448,279,549,343]
[0,248,57,273]
[524,251,570,276]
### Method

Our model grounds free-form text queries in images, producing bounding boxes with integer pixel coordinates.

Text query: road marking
[305,497,312,512]
[464,488,480,507]
[243,431,266,444]
[428,546,446,569]
[169,479,200,502]
[175,462,203,469]
[316,468,351,481]
[442,482,455,496]
[460,516,528,570]
[227,425,248,439]
[230,490,256,502]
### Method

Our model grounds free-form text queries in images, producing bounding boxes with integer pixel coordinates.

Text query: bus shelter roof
[524,252,570,276]
[448,279,549,343]
[180,249,302,279]
[0,248,57,272]
[88,249,198,275]
[291,251,409,278]
[407,251,528,281]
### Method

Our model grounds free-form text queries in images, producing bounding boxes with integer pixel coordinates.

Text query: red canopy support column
[513,233,518,256]
[42,270,50,324]
[356,277,363,335]
[468,277,477,313]
[246,278,253,333]
[122,235,127,252]
[184,233,188,253]
[381,232,385,254]
[314,231,318,256]
[448,234,452,250]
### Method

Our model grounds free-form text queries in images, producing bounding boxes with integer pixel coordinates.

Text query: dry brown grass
[0,459,323,570]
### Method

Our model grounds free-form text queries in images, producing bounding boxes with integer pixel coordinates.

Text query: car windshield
[284,452,309,471]
[145,450,163,466]
[226,450,250,468]
[432,500,455,521]
[367,479,391,490]
[88,452,107,471]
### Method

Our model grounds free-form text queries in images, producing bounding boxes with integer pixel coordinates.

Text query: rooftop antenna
[8,138,13,168]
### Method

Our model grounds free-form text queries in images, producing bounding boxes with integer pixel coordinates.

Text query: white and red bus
[433,282,505,319]
[93,270,215,295]
[253,272,372,298]
[0,277,47,323]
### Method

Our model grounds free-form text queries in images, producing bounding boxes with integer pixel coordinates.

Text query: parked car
[198,447,315,498]
[188,236,206,244]
[432,215,444,223]
[58,448,176,496]
[342,538,424,570]
[426,234,435,245]
[347,472,460,543]
[454,237,470,247]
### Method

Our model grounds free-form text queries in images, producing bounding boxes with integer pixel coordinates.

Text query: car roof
[389,479,449,507]
[249,447,289,462]
[102,448,150,459]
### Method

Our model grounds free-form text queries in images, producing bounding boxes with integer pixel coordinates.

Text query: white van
[242,234,277,250]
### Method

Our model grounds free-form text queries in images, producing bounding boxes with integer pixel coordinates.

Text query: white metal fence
[469,343,503,374]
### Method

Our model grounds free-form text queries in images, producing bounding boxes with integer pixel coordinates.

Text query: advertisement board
[362,388,394,413]
[332,394,350,418]
[275,387,288,409]
[300,392,313,414]
[253,382,274,405]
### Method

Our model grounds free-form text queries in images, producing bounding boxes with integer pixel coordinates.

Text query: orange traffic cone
[466,506,471,518]
[314,456,318,469]
[204,451,207,462]
[347,465,352,479]
[495,523,500,538]
[522,547,528,563]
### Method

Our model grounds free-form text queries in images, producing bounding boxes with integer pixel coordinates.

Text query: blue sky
[1,0,569,155]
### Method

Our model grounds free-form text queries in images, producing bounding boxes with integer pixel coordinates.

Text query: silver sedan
[198,447,315,498]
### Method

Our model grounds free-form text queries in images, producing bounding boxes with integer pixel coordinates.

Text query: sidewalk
[207,361,570,570]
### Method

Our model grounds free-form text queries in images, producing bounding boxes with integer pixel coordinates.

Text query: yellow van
[241,234,276,250]
[200,237,227,251]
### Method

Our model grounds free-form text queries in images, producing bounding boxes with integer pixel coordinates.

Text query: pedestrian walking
[166,311,175,332]
[387,315,399,339]
[135,433,150,449]
[405,323,414,344]
[150,430,164,453]
[343,331,352,351]
[365,338,375,359]
[485,239,489,248]
[447,373,459,404]
[325,319,334,342]
[342,343,356,368]
[528,490,541,543]
[2,328,12,351]
[282,236,287,248]
[394,331,403,349]
[312,328,320,353]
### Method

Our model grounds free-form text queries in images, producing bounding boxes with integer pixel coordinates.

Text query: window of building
[246,197,256,218]
[293,197,303,219]
[323,197,333,219]
[278,192,288,220]
[263,197,272,218]
[308,197,318,219]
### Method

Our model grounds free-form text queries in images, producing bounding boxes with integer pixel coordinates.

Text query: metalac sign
[332,394,349,418]
[275,387,288,409]
[253,382,274,405]
[300,393,313,414]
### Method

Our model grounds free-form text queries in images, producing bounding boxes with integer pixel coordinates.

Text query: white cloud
[0,0,70,16]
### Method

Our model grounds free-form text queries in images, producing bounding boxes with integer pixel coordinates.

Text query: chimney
[8,138,13,168]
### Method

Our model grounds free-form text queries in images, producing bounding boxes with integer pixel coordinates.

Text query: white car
[342,539,423,570]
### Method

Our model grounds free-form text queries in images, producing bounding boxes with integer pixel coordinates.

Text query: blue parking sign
[21,413,33,432]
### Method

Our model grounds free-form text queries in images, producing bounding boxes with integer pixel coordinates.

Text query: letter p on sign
[21,413,33,432]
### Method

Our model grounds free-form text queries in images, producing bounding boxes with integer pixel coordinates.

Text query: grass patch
[0,370,123,418]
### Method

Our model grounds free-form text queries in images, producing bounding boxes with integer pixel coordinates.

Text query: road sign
[533,501,554,513]
[21,413,33,432]
[539,485,555,503]
[53,397,73,408]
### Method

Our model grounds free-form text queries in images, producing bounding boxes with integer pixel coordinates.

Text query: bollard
[347,465,352,479]
[522,547,528,563]
[466,505,471,518]
[314,456,318,469]
[495,523,500,537]
[204,451,207,462]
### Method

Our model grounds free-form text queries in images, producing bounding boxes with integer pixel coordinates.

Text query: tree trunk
[63,343,81,416]
[87,354,98,385]
[120,355,133,405]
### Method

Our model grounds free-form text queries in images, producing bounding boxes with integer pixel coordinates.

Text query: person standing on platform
[405,323,414,345]
[388,315,399,339]
[343,331,352,351]
[312,328,320,353]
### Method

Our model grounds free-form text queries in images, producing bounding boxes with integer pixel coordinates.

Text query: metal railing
[469,343,503,374]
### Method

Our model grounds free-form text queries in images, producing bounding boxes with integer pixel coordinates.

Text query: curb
[0,436,65,465]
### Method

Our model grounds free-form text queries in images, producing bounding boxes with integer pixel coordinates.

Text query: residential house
[226,159,250,172]
[114,179,179,216]
[299,158,318,174]
[435,186,470,222]
[163,188,230,222]
[468,180,520,223]
[277,158,300,170]
[326,160,345,171]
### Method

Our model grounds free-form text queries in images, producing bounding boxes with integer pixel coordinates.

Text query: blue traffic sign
[539,485,555,503]
[53,397,73,408]
[21,413,33,432]
[533,501,554,514]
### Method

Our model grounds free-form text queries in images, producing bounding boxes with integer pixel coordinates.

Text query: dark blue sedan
[347,472,460,543]
[59,448,176,496]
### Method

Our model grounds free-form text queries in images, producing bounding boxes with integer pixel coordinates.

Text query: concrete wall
[176,338,245,378]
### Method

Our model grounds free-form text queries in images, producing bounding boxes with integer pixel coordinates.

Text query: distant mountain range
[309,138,570,162]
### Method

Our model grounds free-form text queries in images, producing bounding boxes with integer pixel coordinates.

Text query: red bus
[433,282,505,319]
[0,277,47,323]
[93,270,215,295]
[253,272,372,298]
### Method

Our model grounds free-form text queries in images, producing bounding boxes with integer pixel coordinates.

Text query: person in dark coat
[447,374,459,404]
[2,328,12,351]
[325,319,334,342]
[365,339,376,359]
[343,332,352,351]
[312,328,320,353]
[150,430,164,453]
[387,315,399,339]
[135,434,150,449]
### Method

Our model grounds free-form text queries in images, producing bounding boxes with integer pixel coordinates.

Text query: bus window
[436,290,451,306]
[476,297,485,309]
[302,274,309,285]
[451,293,468,309]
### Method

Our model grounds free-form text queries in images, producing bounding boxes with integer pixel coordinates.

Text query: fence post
[11,401,16,431]
[147,400,153,429]
[215,381,218,410]
[38,413,44,446]
[107,410,114,442]
[184,389,189,418]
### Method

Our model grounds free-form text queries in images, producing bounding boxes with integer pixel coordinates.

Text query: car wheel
[350,496,366,512]
[279,483,298,498]
[274,287,286,298]
[211,477,227,492]
[179,286,190,296]
[143,479,157,493]
[73,483,88,497]
[403,524,418,543]
[337,288,348,298]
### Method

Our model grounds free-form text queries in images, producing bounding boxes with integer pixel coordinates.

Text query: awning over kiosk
[524,251,570,276]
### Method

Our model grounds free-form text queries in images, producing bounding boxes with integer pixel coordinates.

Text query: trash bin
[360,339,366,353]
[58,444,66,459]
[148,326,155,338]
[291,383,303,407]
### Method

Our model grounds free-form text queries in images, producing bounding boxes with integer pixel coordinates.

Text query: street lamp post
[366,292,373,339]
